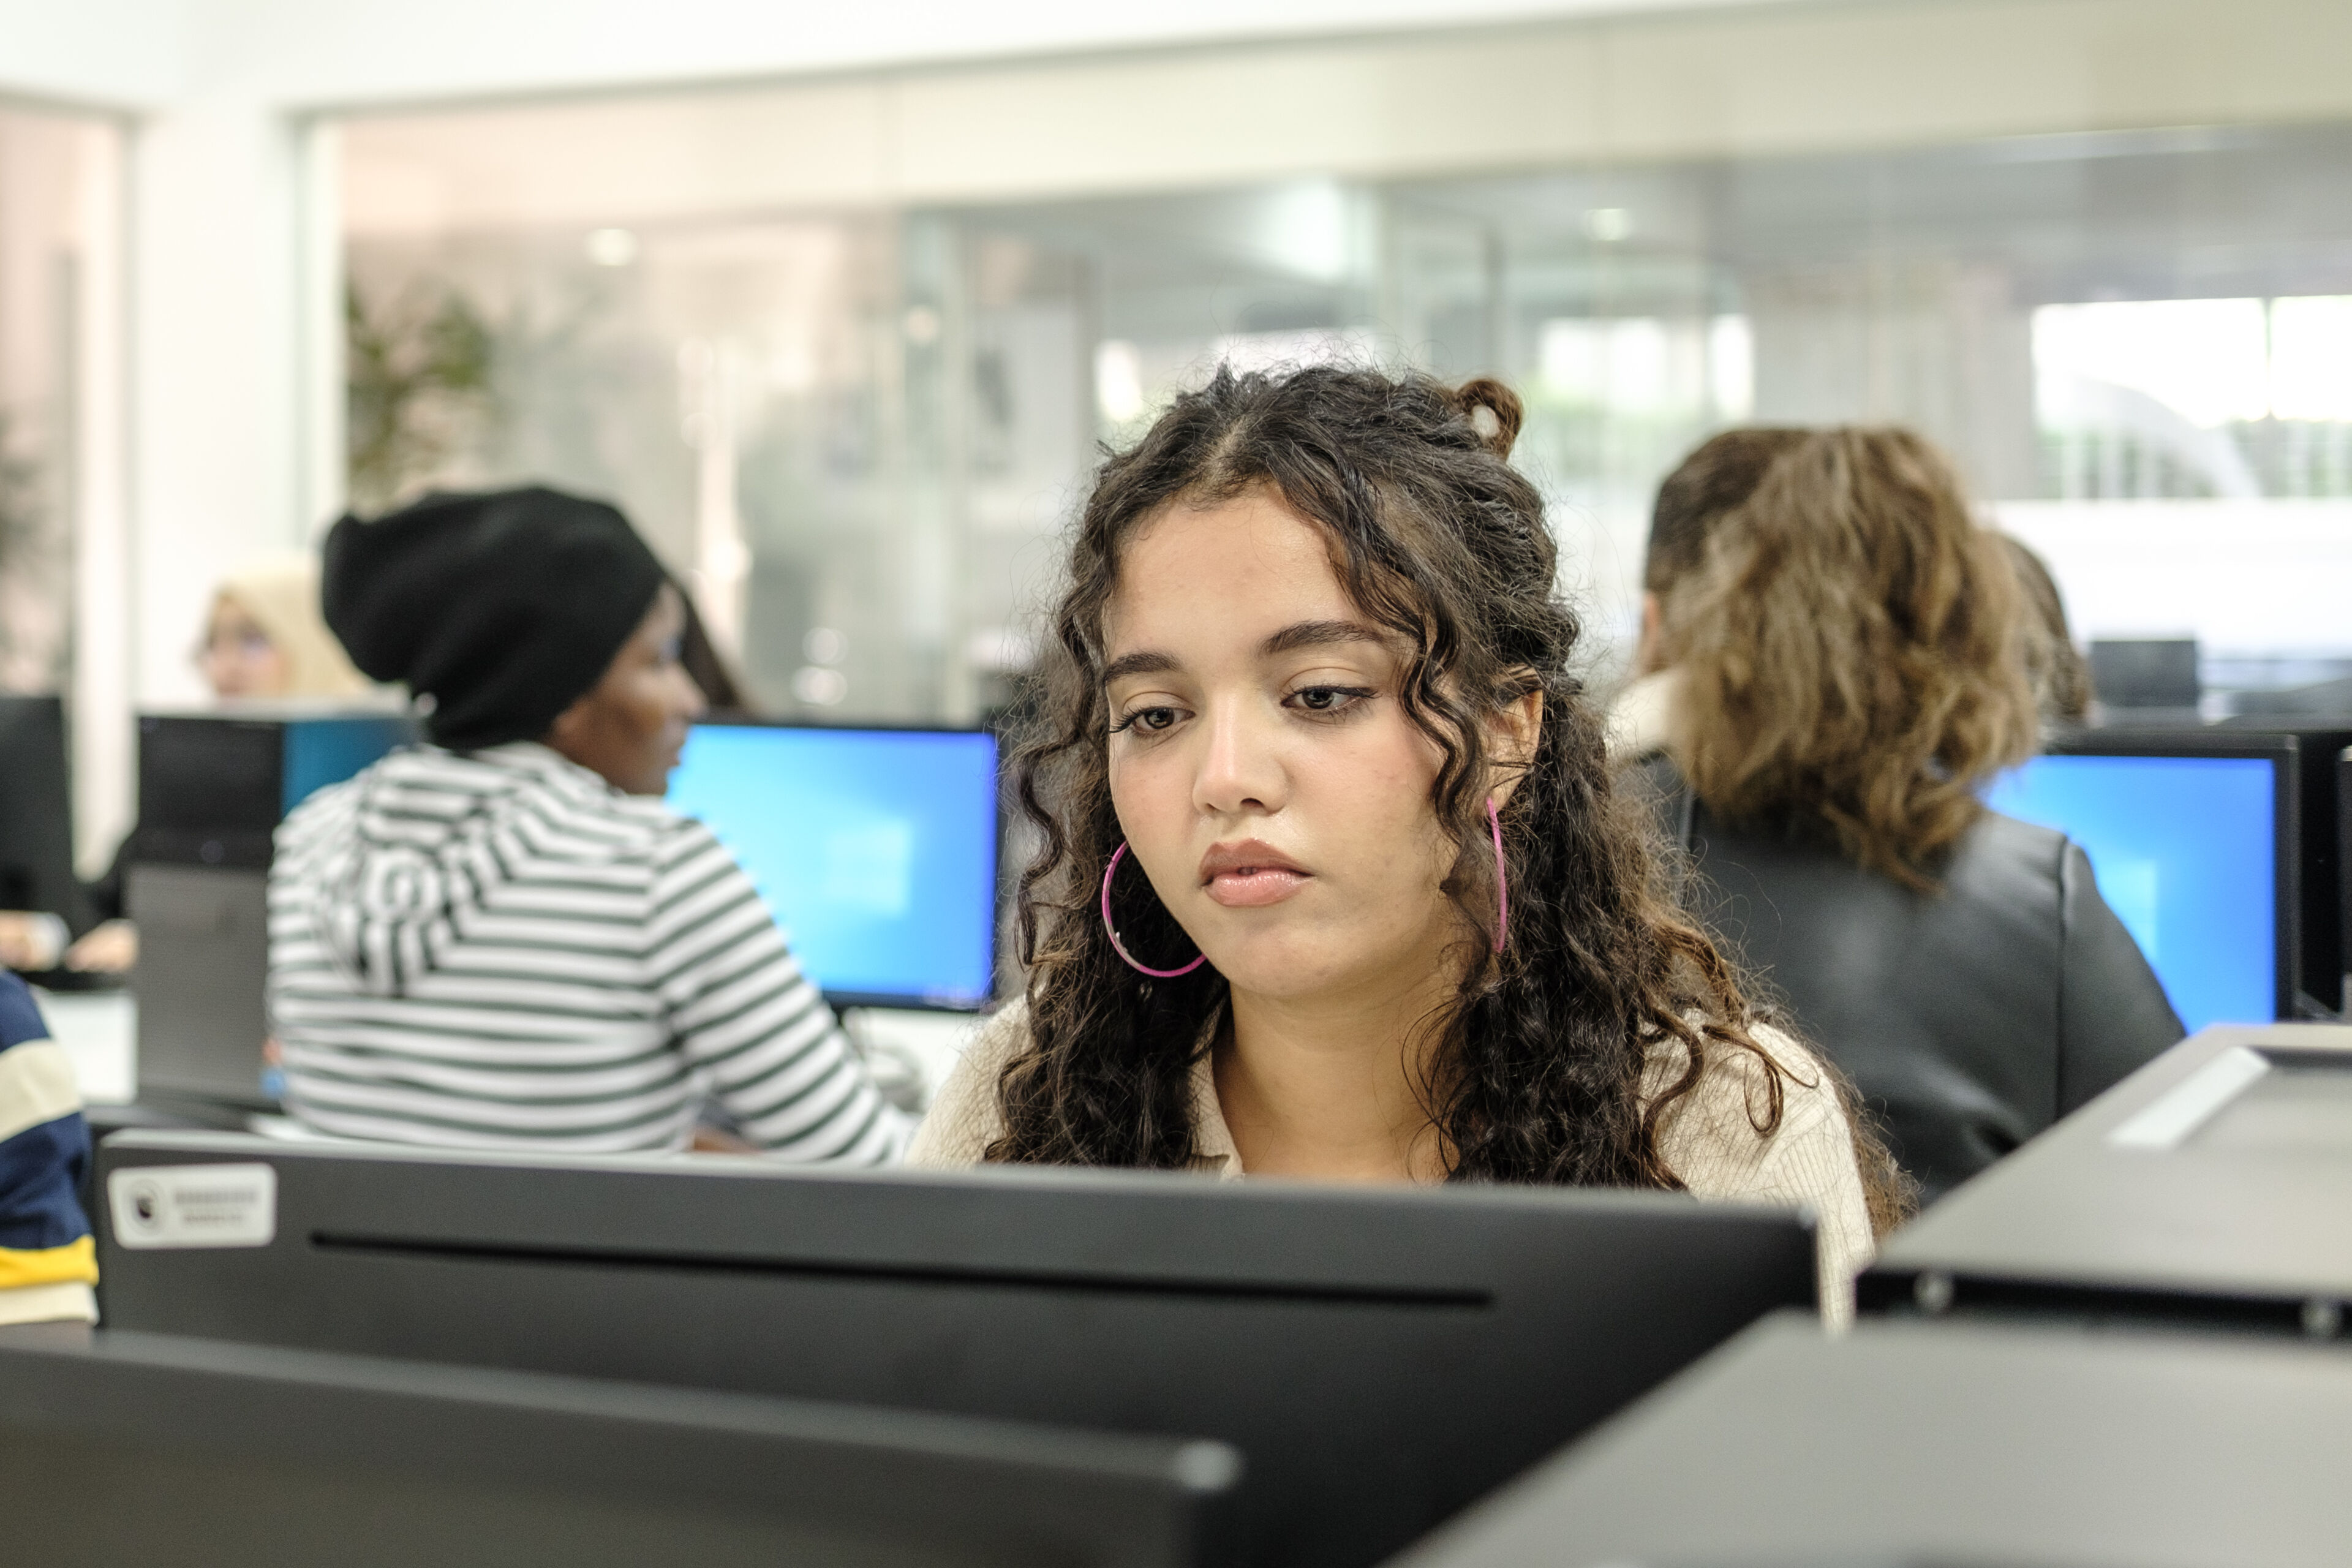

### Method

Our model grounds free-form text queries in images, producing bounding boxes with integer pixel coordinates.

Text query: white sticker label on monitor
[107,1163,277,1250]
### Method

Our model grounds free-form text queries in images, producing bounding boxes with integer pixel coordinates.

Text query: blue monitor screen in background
[1983,753,2277,1033]
[666,725,1000,1007]
[282,715,413,815]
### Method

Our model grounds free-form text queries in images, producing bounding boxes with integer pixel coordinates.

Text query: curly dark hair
[986,362,1874,1197]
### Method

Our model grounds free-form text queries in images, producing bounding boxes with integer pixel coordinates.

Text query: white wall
[126,94,309,709]
[0,0,187,110]
[199,0,1773,108]
[1,0,1775,111]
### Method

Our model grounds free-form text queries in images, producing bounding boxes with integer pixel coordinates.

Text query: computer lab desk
[1861,1022,2352,1332]
[1385,1310,2352,1568]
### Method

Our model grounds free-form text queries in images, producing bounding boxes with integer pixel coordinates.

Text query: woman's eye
[1287,685,1371,716]
[1115,706,1182,734]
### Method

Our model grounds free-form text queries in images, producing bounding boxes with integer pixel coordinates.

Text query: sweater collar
[1186,1004,1245,1180]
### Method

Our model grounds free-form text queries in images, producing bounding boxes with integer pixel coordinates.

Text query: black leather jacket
[1635,756,2184,1203]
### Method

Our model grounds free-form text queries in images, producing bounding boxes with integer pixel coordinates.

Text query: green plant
[0,410,45,670]
[345,281,499,513]
[0,411,38,565]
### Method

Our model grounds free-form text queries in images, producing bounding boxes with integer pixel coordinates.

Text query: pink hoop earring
[1101,843,1207,978]
[1488,797,1510,954]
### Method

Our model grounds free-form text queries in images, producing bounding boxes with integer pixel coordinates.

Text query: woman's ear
[1485,682,1544,810]
[1634,591,1667,676]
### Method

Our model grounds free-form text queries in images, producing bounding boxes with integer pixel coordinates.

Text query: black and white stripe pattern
[268,743,908,1162]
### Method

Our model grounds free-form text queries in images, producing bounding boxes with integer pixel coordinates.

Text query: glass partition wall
[0,103,127,865]
[340,112,2352,723]
[0,105,118,690]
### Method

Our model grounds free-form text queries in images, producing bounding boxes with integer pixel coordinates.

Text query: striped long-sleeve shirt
[268,742,910,1162]
[0,974,97,1325]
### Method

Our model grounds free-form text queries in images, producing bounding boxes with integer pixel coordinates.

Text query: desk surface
[28,986,135,1104]
[1390,1311,2352,1568]
[24,987,975,1117]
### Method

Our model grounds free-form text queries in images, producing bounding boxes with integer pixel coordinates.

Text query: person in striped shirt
[0,973,98,1325]
[268,487,910,1162]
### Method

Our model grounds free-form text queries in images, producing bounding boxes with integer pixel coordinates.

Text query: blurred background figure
[0,556,371,978]
[270,486,908,1161]
[195,557,372,702]
[1998,534,2095,730]
[1622,426,2182,1203]
[1609,426,1807,761]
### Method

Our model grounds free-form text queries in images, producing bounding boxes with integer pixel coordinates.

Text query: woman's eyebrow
[1101,650,1180,684]
[1262,619,1384,657]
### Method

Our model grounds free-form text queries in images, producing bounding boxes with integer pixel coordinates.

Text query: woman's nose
[1192,702,1284,816]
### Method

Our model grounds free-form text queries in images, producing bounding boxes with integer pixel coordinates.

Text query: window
[336,105,2352,712]
[0,103,127,863]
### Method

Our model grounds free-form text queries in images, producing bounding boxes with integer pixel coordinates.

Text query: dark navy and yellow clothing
[0,974,97,1324]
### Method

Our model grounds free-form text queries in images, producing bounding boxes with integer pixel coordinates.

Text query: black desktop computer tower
[129,710,411,1110]
[2218,718,2352,1014]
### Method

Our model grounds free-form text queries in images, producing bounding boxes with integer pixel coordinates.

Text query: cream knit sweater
[908,1000,1875,1324]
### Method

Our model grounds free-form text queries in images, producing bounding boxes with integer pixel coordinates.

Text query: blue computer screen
[1983,753,2277,1032]
[282,715,413,815]
[665,725,1000,1007]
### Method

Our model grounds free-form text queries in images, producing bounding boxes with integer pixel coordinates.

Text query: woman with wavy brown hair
[910,365,1905,1316]
[1621,426,2180,1202]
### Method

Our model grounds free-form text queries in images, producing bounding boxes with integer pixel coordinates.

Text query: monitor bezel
[671,716,1006,1013]
[2035,728,2301,1021]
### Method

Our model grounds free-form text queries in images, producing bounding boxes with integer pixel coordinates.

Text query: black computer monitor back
[0,1328,1233,1568]
[2217,720,2352,1012]
[0,695,89,933]
[94,1134,1818,1568]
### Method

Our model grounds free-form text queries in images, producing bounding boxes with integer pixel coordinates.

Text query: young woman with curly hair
[1614,426,2180,1202]
[908,366,1904,1317]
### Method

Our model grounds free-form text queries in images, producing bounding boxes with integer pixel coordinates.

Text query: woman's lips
[1199,842,1310,908]
[1205,867,1309,908]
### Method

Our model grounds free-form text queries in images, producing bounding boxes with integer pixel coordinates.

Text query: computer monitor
[664,721,1000,1008]
[2087,636,2201,710]
[1982,731,2297,1030]
[0,695,91,937]
[133,708,416,869]
[93,1132,1818,1568]
[2217,720,2352,1014]
[0,1328,1234,1568]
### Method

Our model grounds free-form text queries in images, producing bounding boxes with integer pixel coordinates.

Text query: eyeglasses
[194,627,276,666]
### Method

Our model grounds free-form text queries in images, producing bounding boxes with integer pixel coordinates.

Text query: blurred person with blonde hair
[1618,426,2180,1201]
[1,556,374,978]
[197,555,373,700]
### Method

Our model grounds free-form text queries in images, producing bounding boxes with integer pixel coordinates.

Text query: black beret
[323,486,666,751]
